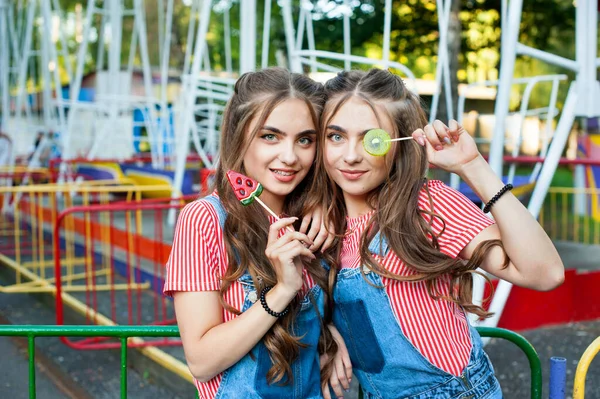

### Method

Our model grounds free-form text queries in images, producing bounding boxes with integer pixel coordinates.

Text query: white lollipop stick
[255,197,295,233]
[388,136,415,142]
[369,136,414,145]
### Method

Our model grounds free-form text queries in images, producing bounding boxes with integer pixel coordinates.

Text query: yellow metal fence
[539,187,600,245]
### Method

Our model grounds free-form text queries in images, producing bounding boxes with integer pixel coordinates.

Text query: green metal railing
[477,327,542,399]
[0,325,180,399]
[0,325,541,399]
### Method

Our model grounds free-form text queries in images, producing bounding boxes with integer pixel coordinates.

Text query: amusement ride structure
[0,0,599,335]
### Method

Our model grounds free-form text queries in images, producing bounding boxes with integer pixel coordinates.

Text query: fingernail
[417,137,425,146]
[435,145,444,151]
[444,137,452,145]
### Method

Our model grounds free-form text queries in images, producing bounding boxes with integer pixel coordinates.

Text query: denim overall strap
[333,232,502,399]
[201,195,227,229]
[202,195,325,399]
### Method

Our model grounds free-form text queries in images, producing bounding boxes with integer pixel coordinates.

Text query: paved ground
[487,320,600,399]
[4,284,599,399]
[0,273,195,399]
[0,333,82,399]
[1,209,599,398]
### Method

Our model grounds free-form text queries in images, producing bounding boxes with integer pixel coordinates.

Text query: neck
[259,190,285,216]
[343,191,374,219]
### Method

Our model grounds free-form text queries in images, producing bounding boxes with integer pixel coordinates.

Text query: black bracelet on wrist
[483,184,514,213]
[259,286,290,318]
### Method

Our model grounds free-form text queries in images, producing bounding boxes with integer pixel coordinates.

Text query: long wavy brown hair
[315,69,507,318]
[213,68,338,385]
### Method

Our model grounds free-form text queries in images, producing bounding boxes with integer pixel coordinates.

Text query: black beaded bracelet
[259,286,290,318]
[483,184,513,213]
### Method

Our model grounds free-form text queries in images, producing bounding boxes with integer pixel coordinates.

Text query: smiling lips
[270,168,298,182]
[340,169,367,180]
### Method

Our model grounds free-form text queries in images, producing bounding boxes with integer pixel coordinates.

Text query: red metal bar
[125,209,133,325]
[54,202,186,349]
[106,210,115,323]
[499,155,600,166]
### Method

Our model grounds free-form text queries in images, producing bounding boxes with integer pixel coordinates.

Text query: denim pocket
[336,299,385,373]
[254,342,295,399]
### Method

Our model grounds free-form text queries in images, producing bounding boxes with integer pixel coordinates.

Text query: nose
[344,138,363,164]
[278,141,299,165]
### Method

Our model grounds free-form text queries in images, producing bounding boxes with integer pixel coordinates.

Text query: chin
[263,183,297,197]
[339,185,370,198]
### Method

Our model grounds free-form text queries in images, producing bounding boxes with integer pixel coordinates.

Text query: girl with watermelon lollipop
[164,68,342,399]
[316,69,564,399]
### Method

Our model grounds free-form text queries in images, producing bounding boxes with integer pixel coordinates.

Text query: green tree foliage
[52,0,579,109]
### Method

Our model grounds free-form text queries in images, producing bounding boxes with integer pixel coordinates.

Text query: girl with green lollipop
[316,69,564,399]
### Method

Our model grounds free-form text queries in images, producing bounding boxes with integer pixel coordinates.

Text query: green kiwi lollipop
[363,129,391,156]
[363,128,415,156]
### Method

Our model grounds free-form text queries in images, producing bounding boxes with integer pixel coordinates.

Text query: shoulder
[418,180,473,211]
[178,193,223,234]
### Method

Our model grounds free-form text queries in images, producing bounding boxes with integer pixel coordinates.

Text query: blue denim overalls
[332,231,502,399]
[202,195,325,399]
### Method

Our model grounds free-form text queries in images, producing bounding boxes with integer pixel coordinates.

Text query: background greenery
[36,0,595,111]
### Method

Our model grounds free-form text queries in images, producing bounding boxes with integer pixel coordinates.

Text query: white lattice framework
[471,0,600,328]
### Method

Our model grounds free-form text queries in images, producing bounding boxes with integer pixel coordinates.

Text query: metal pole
[0,0,10,129]
[52,0,73,83]
[305,5,316,73]
[280,0,301,72]
[549,357,566,399]
[65,0,96,165]
[134,0,160,166]
[14,2,36,120]
[342,0,350,70]
[38,3,53,128]
[577,0,599,117]
[430,0,451,122]
[171,0,212,210]
[159,0,174,165]
[382,0,392,68]
[223,4,232,74]
[240,0,257,73]
[488,0,523,176]
[41,0,67,144]
[261,0,272,68]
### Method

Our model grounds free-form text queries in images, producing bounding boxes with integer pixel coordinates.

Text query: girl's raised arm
[413,120,564,291]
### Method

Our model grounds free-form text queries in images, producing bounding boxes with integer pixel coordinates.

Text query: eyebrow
[327,125,376,137]
[261,126,316,136]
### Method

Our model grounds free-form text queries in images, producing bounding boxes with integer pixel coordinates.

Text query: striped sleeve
[419,180,495,258]
[163,199,222,296]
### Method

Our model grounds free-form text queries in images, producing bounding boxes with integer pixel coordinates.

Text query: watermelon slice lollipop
[363,128,415,157]
[226,170,295,232]
[226,170,263,206]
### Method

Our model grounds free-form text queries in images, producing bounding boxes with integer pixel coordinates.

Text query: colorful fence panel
[53,201,187,350]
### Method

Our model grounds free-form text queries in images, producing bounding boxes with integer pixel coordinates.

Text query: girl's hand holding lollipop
[411,119,482,176]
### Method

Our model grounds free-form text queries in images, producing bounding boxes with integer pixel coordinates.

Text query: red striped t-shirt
[164,194,316,398]
[339,180,494,376]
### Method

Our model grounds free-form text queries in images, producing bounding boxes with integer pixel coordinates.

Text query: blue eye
[298,136,314,145]
[327,133,343,142]
[260,133,277,141]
